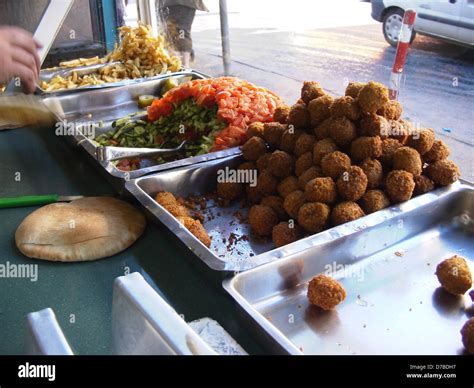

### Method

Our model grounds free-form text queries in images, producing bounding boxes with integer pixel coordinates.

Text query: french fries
[41,24,181,91]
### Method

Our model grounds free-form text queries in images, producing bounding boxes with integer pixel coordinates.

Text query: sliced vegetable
[138,95,155,108]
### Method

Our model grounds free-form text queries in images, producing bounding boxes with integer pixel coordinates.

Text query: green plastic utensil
[0,195,83,209]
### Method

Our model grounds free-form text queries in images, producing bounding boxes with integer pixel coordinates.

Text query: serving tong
[95,141,187,162]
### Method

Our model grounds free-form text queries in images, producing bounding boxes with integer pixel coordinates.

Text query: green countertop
[0,126,264,355]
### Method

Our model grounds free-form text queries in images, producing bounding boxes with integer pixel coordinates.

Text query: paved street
[190,0,473,179]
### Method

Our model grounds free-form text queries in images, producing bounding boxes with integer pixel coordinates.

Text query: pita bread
[15,197,146,262]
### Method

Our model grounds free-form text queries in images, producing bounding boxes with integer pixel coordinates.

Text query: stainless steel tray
[38,64,191,95]
[46,70,240,181]
[224,181,474,354]
[126,155,472,273]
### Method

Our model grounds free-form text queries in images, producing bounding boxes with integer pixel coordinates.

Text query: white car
[371,0,474,47]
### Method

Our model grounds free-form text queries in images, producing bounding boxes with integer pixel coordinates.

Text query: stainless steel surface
[96,140,187,162]
[47,69,240,180]
[25,308,74,355]
[111,272,216,355]
[224,182,474,355]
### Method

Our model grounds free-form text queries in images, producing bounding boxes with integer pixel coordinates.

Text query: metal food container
[46,70,240,186]
[38,64,191,94]
[223,182,474,354]
[127,153,472,273]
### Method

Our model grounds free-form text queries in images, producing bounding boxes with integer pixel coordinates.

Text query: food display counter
[0,1,473,373]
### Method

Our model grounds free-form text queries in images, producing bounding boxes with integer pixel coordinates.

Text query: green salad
[94,98,226,158]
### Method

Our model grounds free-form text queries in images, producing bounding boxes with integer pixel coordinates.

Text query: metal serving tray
[224,182,474,355]
[45,70,239,181]
[38,64,191,95]
[127,153,472,273]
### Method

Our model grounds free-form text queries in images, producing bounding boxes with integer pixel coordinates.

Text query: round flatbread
[15,197,146,262]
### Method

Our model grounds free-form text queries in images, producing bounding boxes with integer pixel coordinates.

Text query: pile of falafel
[217,80,461,248]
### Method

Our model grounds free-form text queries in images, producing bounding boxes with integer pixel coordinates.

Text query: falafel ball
[461,318,474,354]
[331,201,365,226]
[385,170,415,203]
[246,122,265,139]
[327,116,357,147]
[255,170,278,196]
[272,222,302,247]
[277,176,300,198]
[337,166,368,201]
[390,119,411,144]
[393,146,423,176]
[424,139,450,163]
[359,113,390,138]
[295,152,314,176]
[155,191,179,208]
[249,204,279,236]
[379,138,402,167]
[267,150,294,178]
[155,192,190,218]
[298,202,331,233]
[273,105,291,124]
[304,177,337,204]
[313,117,332,140]
[256,153,272,171]
[350,136,383,162]
[294,133,317,157]
[298,166,323,190]
[165,203,190,217]
[313,138,339,165]
[329,95,360,121]
[301,81,326,104]
[217,181,243,201]
[246,185,263,204]
[359,189,390,214]
[436,255,472,295]
[237,161,257,171]
[307,274,347,310]
[280,128,303,153]
[359,158,383,189]
[407,128,435,155]
[345,81,365,99]
[261,195,287,220]
[288,103,311,129]
[283,190,306,219]
[357,80,389,113]
[263,122,287,148]
[321,151,352,179]
[376,100,403,120]
[242,136,267,161]
[178,217,211,247]
[414,175,435,195]
[308,95,334,126]
[426,159,460,186]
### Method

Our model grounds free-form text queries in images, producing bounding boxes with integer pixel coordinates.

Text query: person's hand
[0,26,42,94]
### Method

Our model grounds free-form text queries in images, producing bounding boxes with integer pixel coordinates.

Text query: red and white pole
[389,9,416,100]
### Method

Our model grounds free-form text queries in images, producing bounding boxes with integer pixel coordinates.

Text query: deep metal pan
[223,181,474,354]
[126,150,472,273]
